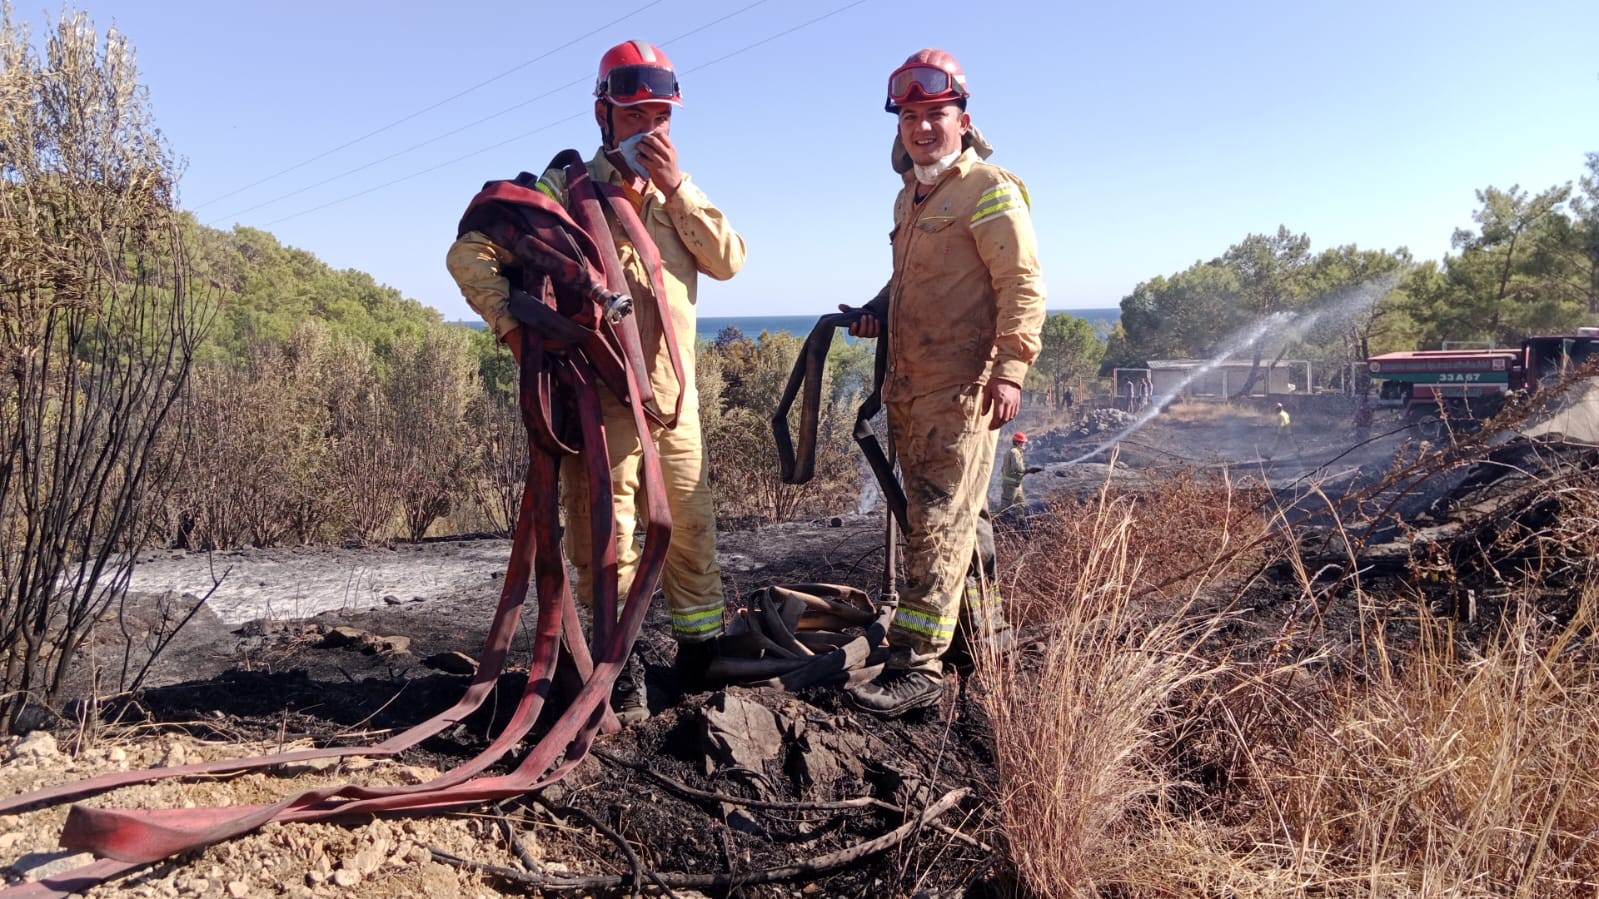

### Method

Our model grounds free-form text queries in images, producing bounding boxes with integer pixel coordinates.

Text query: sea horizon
[693,307,1121,342]
[451,307,1121,341]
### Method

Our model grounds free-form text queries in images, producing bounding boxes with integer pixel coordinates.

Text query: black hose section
[770,311,907,532]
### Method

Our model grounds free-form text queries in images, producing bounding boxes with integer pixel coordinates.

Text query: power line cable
[190,0,661,211]
[205,0,778,226]
[260,112,586,228]
[256,0,869,230]
[684,0,864,71]
[207,76,589,225]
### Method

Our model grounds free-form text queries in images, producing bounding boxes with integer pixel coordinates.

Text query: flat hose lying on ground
[707,310,914,689]
[710,583,893,689]
[0,164,674,899]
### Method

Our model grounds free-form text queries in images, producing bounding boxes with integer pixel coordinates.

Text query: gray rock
[9,850,97,883]
[8,730,59,762]
[422,651,477,675]
[701,692,783,776]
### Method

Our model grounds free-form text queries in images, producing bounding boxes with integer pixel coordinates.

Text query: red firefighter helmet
[885,48,970,113]
[595,40,682,107]
[1012,431,1027,444]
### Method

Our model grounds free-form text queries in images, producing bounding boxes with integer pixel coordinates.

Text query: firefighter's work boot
[672,636,721,695]
[846,669,943,717]
[610,646,649,726]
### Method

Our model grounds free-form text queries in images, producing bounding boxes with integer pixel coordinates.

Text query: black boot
[672,637,721,694]
[610,645,649,725]
[846,668,944,717]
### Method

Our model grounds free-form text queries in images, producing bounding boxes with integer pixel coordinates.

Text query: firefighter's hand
[635,131,682,194]
[838,304,881,339]
[982,379,1021,428]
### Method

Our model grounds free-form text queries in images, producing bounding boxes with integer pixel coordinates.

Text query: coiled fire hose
[0,159,677,898]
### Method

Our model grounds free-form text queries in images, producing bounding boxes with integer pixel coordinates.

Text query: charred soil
[6,398,1593,898]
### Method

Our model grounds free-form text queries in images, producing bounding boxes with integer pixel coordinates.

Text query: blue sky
[34,0,1599,321]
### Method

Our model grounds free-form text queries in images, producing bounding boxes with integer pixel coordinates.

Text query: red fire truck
[1366,329,1599,433]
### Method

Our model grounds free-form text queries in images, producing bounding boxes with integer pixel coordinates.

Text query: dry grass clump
[977,488,1225,897]
[997,467,1274,627]
[1246,589,1599,896]
[982,469,1599,897]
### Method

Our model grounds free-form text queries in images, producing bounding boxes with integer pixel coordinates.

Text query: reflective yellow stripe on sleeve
[970,182,1029,227]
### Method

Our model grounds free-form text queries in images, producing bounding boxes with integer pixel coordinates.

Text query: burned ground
[5,395,1596,897]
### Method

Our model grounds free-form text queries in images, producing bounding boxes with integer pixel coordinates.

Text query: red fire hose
[0,158,677,898]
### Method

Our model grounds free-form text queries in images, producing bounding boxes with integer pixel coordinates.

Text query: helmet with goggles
[885,48,969,113]
[595,40,682,107]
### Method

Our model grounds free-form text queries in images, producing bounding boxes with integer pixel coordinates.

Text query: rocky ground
[3,509,1006,899]
[3,394,1559,898]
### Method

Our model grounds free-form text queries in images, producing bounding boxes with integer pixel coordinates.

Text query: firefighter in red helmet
[446,40,745,724]
[841,49,1045,715]
[996,431,1040,516]
[883,48,970,113]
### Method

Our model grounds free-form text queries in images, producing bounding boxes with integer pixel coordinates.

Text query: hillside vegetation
[4,6,1599,897]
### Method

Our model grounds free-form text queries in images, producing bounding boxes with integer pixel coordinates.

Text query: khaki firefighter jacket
[865,146,1046,402]
[447,148,745,413]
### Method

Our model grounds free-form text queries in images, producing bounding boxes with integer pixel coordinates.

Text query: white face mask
[913,150,961,185]
[615,132,651,179]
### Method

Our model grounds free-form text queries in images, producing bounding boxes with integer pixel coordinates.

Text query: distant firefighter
[996,431,1043,514]
[1264,402,1302,460]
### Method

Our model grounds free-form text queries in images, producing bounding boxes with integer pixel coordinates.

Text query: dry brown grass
[1157,398,1241,424]
[978,486,1227,897]
[1248,587,1599,897]
[981,466,1599,898]
[997,465,1274,623]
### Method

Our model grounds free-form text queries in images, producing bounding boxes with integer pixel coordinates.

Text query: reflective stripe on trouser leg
[653,397,725,641]
[886,385,995,673]
[561,391,726,640]
[961,579,1006,639]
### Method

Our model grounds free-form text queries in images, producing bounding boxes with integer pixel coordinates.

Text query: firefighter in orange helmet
[841,49,1046,715]
[446,40,745,723]
[996,431,1036,514]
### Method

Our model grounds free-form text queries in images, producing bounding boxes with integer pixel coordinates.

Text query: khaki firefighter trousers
[560,389,724,643]
[886,384,1000,673]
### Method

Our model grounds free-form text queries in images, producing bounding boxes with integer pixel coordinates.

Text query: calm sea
[455,308,1121,340]
[696,307,1120,342]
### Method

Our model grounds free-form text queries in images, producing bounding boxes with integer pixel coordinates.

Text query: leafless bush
[161,324,355,548]
[387,326,478,541]
[700,333,860,522]
[313,332,401,545]
[465,389,527,536]
[159,321,487,549]
[0,8,208,730]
